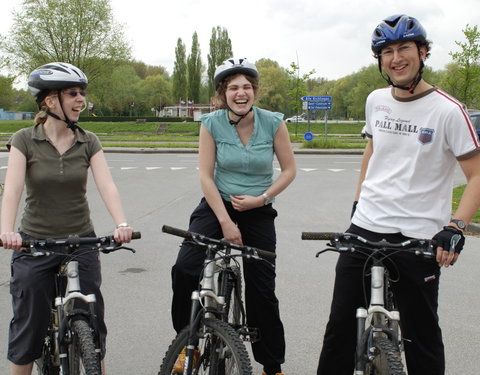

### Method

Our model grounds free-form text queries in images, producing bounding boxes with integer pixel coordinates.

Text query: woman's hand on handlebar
[113,225,134,244]
[0,231,24,251]
[220,220,243,246]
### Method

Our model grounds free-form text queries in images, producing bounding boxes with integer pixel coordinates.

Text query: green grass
[453,185,480,223]
[0,120,365,149]
[301,138,366,149]
[101,142,198,148]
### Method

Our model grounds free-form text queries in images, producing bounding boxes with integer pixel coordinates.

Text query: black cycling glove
[432,226,465,254]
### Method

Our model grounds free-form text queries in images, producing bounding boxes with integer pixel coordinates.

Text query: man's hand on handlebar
[433,226,465,268]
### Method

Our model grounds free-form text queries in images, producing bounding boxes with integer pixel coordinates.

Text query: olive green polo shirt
[7,124,102,238]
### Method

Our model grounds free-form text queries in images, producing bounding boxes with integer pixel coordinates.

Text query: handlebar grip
[255,248,276,259]
[0,239,31,247]
[162,225,192,239]
[301,232,337,240]
[1,232,142,248]
[132,232,141,240]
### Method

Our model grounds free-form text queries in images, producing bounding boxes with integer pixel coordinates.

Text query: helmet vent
[385,15,401,28]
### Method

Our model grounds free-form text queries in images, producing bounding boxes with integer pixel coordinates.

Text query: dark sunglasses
[63,90,87,97]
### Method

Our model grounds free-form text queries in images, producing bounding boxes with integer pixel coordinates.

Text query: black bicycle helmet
[28,62,88,105]
[371,14,427,56]
[214,58,259,90]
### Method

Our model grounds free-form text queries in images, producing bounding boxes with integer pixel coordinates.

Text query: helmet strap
[378,57,424,95]
[227,106,253,126]
[45,90,79,131]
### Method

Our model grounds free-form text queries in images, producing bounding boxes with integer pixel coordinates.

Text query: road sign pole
[324,110,328,139]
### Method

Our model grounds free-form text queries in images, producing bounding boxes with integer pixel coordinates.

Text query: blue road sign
[304,132,314,141]
[308,102,332,110]
[301,96,332,102]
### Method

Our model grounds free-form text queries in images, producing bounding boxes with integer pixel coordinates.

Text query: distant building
[0,108,34,121]
[158,103,214,119]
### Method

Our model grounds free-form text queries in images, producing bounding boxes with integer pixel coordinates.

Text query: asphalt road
[0,152,479,374]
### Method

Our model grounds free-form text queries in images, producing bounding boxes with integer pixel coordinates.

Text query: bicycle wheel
[365,336,405,375]
[159,318,252,375]
[68,320,101,375]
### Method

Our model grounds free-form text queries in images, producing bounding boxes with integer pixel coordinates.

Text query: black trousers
[171,198,285,368]
[317,224,445,375]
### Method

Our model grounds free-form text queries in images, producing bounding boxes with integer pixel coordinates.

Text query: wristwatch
[450,219,466,231]
[262,193,272,205]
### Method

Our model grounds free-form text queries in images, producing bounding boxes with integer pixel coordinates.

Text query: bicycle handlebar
[1,232,141,251]
[162,225,276,259]
[302,231,436,258]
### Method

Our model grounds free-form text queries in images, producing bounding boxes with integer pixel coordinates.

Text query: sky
[1,0,479,86]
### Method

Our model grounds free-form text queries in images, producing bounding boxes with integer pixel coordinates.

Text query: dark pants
[171,198,286,369]
[317,224,445,375]
[8,232,106,365]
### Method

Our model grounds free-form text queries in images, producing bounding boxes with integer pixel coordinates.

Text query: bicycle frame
[302,231,436,375]
[162,225,274,375]
[2,233,140,375]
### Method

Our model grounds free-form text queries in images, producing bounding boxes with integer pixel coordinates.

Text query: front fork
[354,265,401,374]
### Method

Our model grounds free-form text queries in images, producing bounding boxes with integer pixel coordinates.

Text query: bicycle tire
[69,320,101,375]
[365,336,406,375]
[158,318,252,375]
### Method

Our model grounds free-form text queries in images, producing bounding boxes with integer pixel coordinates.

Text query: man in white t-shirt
[317,14,480,375]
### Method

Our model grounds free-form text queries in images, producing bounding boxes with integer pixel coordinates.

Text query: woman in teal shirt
[171,58,296,375]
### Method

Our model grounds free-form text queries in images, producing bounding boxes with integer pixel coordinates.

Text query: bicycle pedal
[238,327,260,342]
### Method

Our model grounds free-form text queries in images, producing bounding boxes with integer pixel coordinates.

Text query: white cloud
[1,0,479,83]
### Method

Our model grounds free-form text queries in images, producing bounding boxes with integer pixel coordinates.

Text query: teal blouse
[201,107,283,201]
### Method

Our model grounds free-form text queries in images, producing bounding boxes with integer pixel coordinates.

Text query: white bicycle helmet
[214,58,259,89]
[28,62,88,104]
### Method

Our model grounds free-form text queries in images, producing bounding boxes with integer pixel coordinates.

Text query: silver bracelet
[116,222,129,228]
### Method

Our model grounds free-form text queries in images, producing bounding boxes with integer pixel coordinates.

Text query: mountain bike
[159,225,275,375]
[301,231,437,375]
[2,232,141,375]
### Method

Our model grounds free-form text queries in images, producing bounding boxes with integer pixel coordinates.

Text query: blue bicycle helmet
[371,14,427,55]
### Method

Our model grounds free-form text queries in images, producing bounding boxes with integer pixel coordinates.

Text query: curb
[100,147,365,155]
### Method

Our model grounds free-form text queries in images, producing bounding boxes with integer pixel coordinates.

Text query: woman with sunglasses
[0,62,133,375]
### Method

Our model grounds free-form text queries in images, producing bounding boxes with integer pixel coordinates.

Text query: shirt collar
[32,123,88,143]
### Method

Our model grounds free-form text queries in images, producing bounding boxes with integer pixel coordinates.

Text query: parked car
[469,109,480,138]
[285,115,306,122]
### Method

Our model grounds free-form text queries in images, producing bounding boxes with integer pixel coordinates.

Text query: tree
[134,74,172,116]
[172,38,188,104]
[0,76,16,110]
[90,64,140,116]
[286,62,315,116]
[255,59,289,113]
[187,32,202,104]
[1,0,131,81]
[443,24,480,108]
[207,26,233,98]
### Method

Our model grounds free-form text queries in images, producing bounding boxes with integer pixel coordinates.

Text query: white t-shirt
[352,87,479,238]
